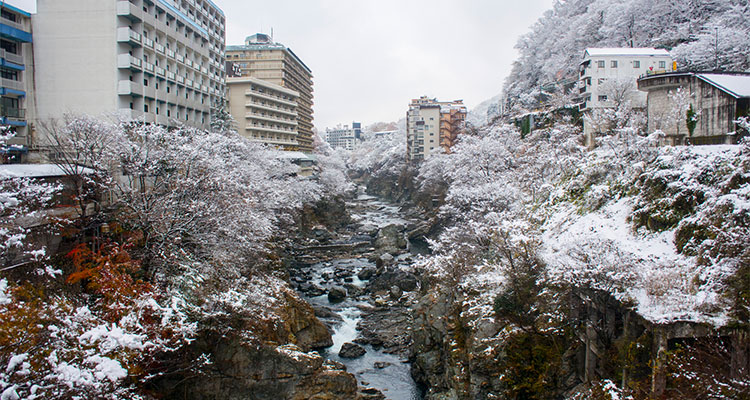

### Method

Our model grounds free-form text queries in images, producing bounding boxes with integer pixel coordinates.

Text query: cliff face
[410,286,749,400]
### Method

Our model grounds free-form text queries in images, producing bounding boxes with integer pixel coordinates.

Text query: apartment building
[226,34,314,152]
[227,76,300,150]
[406,97,466,161]
[579,48,673,143]
[32,0,226,147]
[0,4,33,163]
[325,122,361,150]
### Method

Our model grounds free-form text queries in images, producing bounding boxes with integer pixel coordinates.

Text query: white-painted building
[32,0,226,146]
[579,48,673,143]
[0,4,33,162]
[325,122,361,150]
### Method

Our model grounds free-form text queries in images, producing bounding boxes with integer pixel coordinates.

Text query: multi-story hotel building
[324,122,361,151]
[32,0,226,146]
[0,4,33,162]
[406,97,466,161]
[227,76,300,150]
[226,34,314,152]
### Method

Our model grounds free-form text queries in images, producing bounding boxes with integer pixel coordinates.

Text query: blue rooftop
[0,3,31,18]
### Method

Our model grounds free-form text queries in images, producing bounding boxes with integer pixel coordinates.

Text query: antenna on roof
[271,27,274,41]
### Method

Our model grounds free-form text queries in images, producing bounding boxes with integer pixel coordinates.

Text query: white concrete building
[579,48,673,143]
[0,4,33,162]
[32,0,226,144]
[227,76,300,150]
[324,122,361,150]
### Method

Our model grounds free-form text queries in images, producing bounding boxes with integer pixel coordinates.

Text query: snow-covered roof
[697,73,750,98]
[0,164,94,180]
[276,152,316,162]
[584,47,671,57]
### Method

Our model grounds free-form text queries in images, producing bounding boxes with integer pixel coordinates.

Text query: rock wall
[410,286,749,399]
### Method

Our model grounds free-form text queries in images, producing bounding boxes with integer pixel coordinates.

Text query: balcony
[155,43,165,54]
[143,37,154,48]
[117,53,142,70]
[0,49,23,65]
[176,54,185,63]
[117,27,141,46]
[117,80,143,97]
[246,90,297,107]
[1,78,24,92]
[176,76,185,84]
[156,66,166,77]
[143,62,155,74]
[116,1,142,21]
[167,49,175,59]
[166,71,176,81]
[0,19,31,43]
[0,106,25,119]
[247,101,297,117]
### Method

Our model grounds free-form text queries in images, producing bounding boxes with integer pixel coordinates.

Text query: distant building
[227,76,300,150]
[406,97,467,161]
[226,34,314,153]
[31,0,226,145]
[579,48,673,144]
[325,122,361,150]
[0,4,33,162]
[637,71,750,145]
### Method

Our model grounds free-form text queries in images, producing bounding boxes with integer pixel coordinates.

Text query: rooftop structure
[406,97,466,161]
[226,34,314,153]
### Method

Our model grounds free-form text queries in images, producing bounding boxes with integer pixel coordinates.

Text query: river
[292,190,425,399]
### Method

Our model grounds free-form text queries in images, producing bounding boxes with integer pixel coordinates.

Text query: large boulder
[368,270,419,293]
[374,224,407,252]
[339,342,366,359]
[327,286,347,303]
[357,266,377,281]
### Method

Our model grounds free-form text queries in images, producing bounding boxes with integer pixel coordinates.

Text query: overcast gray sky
[7,0,554,130]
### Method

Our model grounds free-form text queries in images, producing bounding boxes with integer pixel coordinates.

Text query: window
[659,61,666,69]
[598,95,608,102]
[633,60,640,68]
[598,78,606,85]
[597,60,605,68]
[611,60,618,68]
[144,79,149,86]
[129,102,134,110]
[144,104,149,112]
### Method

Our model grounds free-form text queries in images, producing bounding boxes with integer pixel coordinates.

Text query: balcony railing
[1,78,24,91]
[0,107,25,119]
[0,49,23,65]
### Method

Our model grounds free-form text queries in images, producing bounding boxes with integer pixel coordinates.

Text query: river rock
[344,283,364,297]
[327,286,347,303]
[299,283,326,297]
[357,266,377,280]
[368,270,419,293]
[389,285,403,300]
[374,224,407,252]
[373,361,392,369]
[359,223,379,236]
[375,253,394,268]
[358,387,387,399]
[339,342,366,359]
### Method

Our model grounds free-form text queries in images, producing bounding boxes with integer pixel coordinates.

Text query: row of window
[596,60,667,69]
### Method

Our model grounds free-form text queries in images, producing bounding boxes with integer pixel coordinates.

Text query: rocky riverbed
[288,190,428,399]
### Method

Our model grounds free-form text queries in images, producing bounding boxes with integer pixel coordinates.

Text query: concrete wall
[33,0,118,126]
[645,76,739,145]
